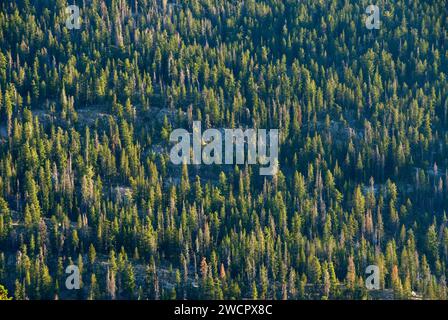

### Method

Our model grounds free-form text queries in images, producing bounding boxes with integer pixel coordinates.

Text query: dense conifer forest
[0,0,448,300]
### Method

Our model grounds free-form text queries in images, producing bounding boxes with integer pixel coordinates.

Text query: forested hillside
[0,0,448,300]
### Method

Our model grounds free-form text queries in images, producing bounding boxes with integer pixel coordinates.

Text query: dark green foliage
[0,0,447,300]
